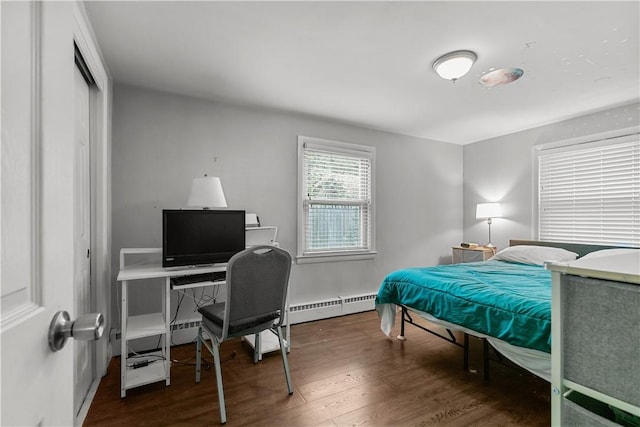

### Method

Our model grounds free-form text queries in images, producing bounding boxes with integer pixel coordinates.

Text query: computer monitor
[162,209,246,268]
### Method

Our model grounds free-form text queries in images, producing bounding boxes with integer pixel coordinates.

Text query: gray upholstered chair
[195,245,293,424]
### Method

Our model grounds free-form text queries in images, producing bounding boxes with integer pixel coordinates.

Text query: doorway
[74,45,96,420]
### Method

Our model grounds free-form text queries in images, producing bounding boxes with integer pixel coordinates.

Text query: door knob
[48,310,105,352]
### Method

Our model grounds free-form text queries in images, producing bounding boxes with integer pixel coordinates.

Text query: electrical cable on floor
[126,348,166,360]
[125,349,166,369]
[170,350,236,368]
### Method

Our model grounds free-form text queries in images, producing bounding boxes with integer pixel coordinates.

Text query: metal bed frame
[397,305,492,380]
[392,239,622,381]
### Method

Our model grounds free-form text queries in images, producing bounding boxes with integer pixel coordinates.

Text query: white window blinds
[538,135,640,246]
[298,137,375,257]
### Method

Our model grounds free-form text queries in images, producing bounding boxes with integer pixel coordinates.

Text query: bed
[375,240,625,381]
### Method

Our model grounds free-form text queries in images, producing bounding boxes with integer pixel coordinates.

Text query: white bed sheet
[378,303,551,382]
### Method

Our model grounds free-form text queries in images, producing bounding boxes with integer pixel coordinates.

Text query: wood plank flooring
[84,310,550,426]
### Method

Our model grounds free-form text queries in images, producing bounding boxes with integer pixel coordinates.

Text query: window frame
[534,127,640,247]
[297,136,376,264]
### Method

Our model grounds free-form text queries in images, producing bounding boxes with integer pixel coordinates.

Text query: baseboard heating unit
[110,294,377,356]
[288,293,377,324]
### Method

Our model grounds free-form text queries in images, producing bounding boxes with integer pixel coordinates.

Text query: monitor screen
[162,209,246,268]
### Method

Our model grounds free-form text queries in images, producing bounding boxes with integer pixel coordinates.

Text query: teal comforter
[375,260,551,353]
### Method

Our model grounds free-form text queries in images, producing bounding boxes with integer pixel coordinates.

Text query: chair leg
[196,326,202,383]
[276,325,293,395]
[211,337,227,424]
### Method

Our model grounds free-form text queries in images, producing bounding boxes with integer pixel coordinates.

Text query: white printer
[245,213,278,247]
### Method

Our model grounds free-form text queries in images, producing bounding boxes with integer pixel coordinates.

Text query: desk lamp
[476,202,502,248]
[188,175,227,209]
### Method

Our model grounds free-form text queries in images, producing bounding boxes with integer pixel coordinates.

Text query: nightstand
[452,245,496,263]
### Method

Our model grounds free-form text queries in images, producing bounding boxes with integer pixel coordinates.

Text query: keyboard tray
[170,271,226,289]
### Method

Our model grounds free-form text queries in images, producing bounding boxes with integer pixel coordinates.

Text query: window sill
[296,251,377,264]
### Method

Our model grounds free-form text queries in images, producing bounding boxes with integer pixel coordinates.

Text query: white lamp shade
[476,202,502,220]
[187,176,227,209]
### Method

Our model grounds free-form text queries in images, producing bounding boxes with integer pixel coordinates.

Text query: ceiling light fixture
[479,68,524,87]
[433,50,477,82]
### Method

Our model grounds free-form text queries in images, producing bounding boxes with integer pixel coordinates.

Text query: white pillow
[490,245,578,266]
[580,248,640,260]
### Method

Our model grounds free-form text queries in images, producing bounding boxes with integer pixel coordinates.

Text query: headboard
[508,239,623,258]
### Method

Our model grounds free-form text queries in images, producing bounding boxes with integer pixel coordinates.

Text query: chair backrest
[222,245,292,339]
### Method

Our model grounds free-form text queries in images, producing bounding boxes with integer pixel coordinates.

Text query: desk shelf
[124,350,168,391]
[117,248,230,398]
[118,248,171,397]
[125,313,166,340]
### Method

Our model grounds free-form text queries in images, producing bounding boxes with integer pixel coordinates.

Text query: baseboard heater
[110,293,377,356]
[288,292,377,324]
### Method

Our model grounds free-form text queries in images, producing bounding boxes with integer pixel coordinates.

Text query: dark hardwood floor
[84,311,550,426]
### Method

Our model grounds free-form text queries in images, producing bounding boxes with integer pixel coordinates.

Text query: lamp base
[485,243,496,248]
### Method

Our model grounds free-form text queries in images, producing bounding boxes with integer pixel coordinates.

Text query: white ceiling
[84,1,640,145]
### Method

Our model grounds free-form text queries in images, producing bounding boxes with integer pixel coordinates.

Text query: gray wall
[463,102,640,250]
[111,83,463,327]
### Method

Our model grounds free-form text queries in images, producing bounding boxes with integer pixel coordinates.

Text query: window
[537,133,639,246]
[297,136,375,262]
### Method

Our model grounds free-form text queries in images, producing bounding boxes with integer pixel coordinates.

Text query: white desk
[117,248,227,397]
[116,247,290,397]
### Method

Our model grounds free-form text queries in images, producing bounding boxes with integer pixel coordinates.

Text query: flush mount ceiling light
[432,50,477,82]
[479,68,524,87]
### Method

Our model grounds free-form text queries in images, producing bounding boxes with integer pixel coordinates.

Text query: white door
[1,2,77,425]
[74,63,94,417]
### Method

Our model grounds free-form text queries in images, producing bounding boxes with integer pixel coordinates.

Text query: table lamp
[476,202,502,247]
[188,175,227,209]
